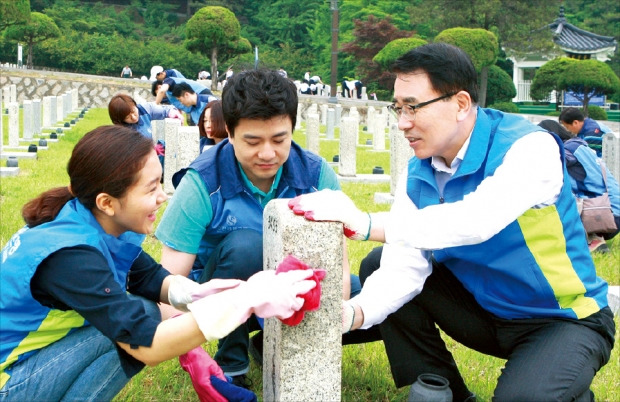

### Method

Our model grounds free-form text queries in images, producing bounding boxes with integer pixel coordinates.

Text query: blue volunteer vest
[406,108,608,320]
[0,199,144,389]
[189,139,322,265]
[127,104,153,139]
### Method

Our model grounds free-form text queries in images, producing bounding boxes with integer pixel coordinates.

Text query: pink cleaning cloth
[275,255,326,326]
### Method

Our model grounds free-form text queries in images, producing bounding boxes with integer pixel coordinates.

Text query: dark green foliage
[0,0,615,99]
[489,101,520,113]
[4,11,60,68]
[0,0,31,31]
[485,65,516,105]
[558,59,620,111]
[341,15,413,93]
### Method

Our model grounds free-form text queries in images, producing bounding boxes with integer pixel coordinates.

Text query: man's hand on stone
[288,190,371,240]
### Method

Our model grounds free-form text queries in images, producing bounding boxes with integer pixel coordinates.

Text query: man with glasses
[289,43,614,401]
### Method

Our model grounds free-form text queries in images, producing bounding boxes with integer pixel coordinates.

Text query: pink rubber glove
[275,255,326,326]
[245,269,317,319]
[188,269,316,341]
[179,346,227,402]
[191,279,243,301]
[168,108,184,123]
[168,275,242,312]
[288,189,371,240]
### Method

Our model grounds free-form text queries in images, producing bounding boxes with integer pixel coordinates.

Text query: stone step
[0,167,19,176]
[0,151,37,159]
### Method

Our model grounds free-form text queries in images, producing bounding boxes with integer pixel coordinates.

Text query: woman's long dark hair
[22,125,154,227]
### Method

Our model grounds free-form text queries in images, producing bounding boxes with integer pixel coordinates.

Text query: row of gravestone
[1,86,83,177]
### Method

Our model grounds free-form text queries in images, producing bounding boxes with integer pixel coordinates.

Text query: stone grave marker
[32,99,41,135]
[22,100,33,140]
[263,199,343,402]
[8,102,19,147]
[339,116,358,177]
[326,108,335,140]
[306,113,320,155]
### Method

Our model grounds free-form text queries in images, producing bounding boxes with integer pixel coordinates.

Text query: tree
[341,15,412,94]
[530,57,576,108]
[4,11,59,68]
[185,6,251,91]
[558,59,620,115]
[435,28,498,107]
[0,0,30,31]
[407,0,558,56]
[373,37,428,69]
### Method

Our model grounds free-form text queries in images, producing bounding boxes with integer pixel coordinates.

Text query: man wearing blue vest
[171,82,218,125]
[559,107,607,156]
[153,76,213,113]
[155,69,357,389]
[289,43,615,401]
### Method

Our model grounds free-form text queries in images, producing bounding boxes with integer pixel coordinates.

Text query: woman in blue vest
[108,93,183,140]
[0,126,316,400]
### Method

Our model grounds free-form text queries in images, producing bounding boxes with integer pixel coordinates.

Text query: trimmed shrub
[489,102,520,113]
[586,105,608,120]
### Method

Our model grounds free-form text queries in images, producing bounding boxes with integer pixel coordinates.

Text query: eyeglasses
[387,93,456,121]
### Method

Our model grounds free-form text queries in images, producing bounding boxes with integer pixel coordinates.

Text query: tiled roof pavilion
[548,7,617,56]
[509,6,617,102]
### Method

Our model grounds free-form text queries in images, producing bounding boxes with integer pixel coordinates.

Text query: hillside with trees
[0,0,617,102]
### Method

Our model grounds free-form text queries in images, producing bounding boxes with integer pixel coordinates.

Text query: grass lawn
[1,109,618,401]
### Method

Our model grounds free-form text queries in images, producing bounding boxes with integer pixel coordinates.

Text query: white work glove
[342,300,356,334]
[167,275,242,312]
[187,269,316,341]
[288,189,371,240]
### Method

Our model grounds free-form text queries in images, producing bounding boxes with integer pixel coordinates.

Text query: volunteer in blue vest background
[155,69,361,389]
[0,126,317,401]
[539,119,620,254]
[171,82,218,126]
[154,67,185,81]
[153,76,214,116]
[559,107,610,157]
[108,93,183,140]
[151,80,170,105]
[289,43,615,402]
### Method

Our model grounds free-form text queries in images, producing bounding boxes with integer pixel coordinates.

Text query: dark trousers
[198,229,264,376]
[354,246,615,402]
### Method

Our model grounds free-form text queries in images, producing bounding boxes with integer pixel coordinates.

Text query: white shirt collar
[431,134,472,175]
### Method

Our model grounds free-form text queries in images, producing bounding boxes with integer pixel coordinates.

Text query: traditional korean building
[509,6,617,103]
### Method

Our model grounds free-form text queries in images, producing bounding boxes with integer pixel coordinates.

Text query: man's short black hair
[559,107,585,124]
[171,82,195,98]
[221,69,297,137]
[392,42,479,104]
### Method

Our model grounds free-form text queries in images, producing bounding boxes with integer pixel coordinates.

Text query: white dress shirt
[353,130,565,328]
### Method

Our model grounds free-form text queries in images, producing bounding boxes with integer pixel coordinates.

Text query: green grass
[1,110,618,402]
